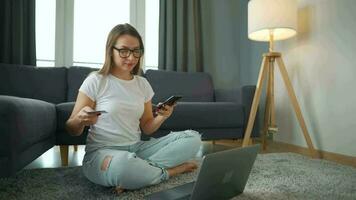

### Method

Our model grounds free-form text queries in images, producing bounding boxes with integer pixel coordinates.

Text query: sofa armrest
[214,85,259,137]
[0,95,56,157]
[215,85,255,106]
[240,85,256,115]
[214,85,256,119]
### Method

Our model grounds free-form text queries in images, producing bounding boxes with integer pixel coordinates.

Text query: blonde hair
[98,23,144,76]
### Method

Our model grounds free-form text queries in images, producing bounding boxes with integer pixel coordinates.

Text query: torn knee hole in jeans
[101,155,113,171]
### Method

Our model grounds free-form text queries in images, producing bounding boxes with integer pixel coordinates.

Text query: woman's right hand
[76,106,101,126]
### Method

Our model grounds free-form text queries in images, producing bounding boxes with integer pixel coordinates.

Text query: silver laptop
[145,144,260,200]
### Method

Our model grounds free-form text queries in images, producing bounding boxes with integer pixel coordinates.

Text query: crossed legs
[82,130,202,191]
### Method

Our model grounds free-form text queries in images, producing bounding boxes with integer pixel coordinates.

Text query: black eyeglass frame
[113,46,144,58]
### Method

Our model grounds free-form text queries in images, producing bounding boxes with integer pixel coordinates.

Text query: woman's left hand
[155,103,175,119]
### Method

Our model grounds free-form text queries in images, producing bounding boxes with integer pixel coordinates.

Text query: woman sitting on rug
[65,23,202,193]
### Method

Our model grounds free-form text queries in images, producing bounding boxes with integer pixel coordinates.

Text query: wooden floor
[25,145,85,169]
[24,139,356,169]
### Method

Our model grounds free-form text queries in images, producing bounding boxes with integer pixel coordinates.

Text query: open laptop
[145,144,260,200]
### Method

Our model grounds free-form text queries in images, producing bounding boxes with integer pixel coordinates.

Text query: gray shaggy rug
[1,153,355,200]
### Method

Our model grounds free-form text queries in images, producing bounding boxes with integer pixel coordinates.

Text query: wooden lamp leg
[269,58,278,133]
[242,56,269,147]
[262,60,272,150]
[276,57,319,158]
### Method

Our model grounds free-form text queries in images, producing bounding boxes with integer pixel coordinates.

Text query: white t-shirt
[79,72,154,152]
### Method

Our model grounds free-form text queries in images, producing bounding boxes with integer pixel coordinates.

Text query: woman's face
[112,34,141,73]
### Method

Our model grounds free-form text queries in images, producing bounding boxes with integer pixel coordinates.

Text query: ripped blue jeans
[82,130,202,189]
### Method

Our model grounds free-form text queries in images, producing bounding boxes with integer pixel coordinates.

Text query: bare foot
[112,186,126,195]
[182,161,198,173]
[167,161,198,177]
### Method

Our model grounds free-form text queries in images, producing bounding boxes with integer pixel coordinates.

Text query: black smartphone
[85,110,107,115]
[157,95,182,109]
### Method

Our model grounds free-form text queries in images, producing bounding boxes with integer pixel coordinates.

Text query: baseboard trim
[273,141,356,168]
[210,139,356,168]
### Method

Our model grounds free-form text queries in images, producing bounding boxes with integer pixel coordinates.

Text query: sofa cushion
[145,69,214,103]
[149,128,245,140]
[56,102,75,132]
[0,63,67,104]
[55,102,88,145]
[160,102,245,129]
[67,66,98,102]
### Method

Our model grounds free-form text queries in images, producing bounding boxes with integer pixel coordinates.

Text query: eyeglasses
[113,46,143,58]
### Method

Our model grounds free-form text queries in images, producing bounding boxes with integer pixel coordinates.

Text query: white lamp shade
[248,0,297,41]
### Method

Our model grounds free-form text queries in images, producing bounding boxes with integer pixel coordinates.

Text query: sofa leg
[212,140,216,145]
[73,145,78,152]
[60,145,69,166]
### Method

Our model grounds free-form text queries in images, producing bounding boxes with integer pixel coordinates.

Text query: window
[35,0,159,69]
[36,0,56,67]
[144,0,159,70]
[73,0,130,68]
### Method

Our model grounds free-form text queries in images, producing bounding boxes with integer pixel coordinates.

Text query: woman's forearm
[65,117,85,136]
[142,115,167,135]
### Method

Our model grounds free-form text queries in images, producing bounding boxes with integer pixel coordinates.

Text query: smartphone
[156,95,183,109]
[85,110,107,115]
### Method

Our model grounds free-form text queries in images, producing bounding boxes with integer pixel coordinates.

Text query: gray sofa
[144,70,259,140]
[0,63,259,178]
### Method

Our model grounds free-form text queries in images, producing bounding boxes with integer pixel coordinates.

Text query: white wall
[273,0,356,157]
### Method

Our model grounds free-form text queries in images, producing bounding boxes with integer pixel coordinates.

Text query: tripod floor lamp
[242,0,318,158]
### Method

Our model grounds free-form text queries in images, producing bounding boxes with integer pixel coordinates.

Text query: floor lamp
[241,0,319,158]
